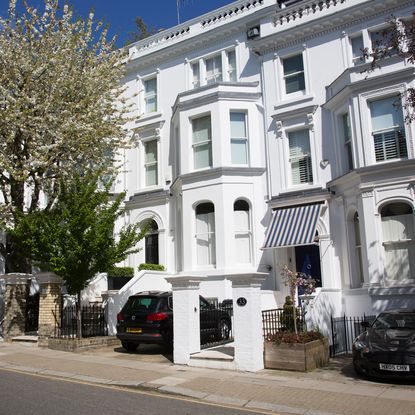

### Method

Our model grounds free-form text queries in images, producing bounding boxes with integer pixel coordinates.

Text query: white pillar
[101,290,118,336]
[166,275,205,365]
[228,273,267,372]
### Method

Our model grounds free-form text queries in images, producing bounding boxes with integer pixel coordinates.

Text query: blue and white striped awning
[262,203,322,249]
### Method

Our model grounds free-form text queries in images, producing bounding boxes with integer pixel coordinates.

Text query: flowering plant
[280,265,318,334]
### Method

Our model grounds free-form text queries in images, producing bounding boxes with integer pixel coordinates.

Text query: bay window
[369,96,407,162]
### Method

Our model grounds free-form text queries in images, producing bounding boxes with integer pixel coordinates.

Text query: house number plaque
[236,297,247,307]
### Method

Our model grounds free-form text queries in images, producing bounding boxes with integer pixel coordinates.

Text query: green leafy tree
[14,173,146,337]
[124,16,158,46]
[0,0,132,272]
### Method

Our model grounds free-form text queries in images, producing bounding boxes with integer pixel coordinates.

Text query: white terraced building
[2,0,415,336]
[114,0,415,332]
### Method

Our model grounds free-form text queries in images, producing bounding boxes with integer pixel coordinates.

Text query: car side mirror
[361,321,370,328]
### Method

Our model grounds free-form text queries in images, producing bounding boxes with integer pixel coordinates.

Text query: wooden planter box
[264,337,329,372]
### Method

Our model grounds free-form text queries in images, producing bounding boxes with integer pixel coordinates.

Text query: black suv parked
[116,291,232,352]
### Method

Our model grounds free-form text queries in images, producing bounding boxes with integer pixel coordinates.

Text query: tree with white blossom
[0,0,132,272]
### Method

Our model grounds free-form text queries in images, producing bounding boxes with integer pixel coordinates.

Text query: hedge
[138,263,166,271]
[107,266,134,278]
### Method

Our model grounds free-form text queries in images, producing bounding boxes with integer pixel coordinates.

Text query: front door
[295,244,322,289]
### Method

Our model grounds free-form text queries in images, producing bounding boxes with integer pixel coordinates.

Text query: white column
[101,290,118,336]
[166,275,205,365]
[228,273,267,372]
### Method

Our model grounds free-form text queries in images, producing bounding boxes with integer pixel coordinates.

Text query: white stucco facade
[114,0,415,332]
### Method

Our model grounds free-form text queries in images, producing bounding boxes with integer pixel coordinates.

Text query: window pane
[234,209,249,232]
[283,54,304,75]
[370,96,404,131]
[351,35,364,63]
[194,143,212,169]
[206,55,222,84]
[144,140,157,163]
[192,116,211,143]
[374,129,407,161]
[231,140,247,164]
[230,112,246,137]
[145,164,157,186]
[235,233,251,263]
[285,74,305,94]
[227,50,236,82]
[196,204,215,266]
[289,130,313,184]
[144,78,157,113]
[192,63,200,88]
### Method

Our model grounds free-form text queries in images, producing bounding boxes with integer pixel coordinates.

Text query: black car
[116,291,232,352]
[352,309,415,379]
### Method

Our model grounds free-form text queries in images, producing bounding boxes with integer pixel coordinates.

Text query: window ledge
[280,184,322,195]
[274,94,314,111]
[135,111,162,124]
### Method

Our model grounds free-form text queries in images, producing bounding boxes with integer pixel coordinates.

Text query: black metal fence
[330,314,376,357]
[200,304,233,349]
[262,308,306,339]
[56,305,107,338]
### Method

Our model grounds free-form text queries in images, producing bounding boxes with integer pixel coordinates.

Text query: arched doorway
[144,220,159,264]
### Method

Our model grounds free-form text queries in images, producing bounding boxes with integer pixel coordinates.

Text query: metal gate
[330,314,375,357]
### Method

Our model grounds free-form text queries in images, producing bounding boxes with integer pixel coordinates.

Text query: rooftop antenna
[176,0,181,24]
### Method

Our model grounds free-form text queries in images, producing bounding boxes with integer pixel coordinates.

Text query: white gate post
[228,273,267,372]
[166,275,205,365]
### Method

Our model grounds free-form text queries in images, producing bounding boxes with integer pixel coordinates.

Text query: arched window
[144,220,159,264]
[195,203,215,266]
[234,200,251,263]
[381,202,415,284]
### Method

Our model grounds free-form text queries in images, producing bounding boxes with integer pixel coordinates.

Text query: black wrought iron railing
[262,307,306,339]
[57,305,107,339]
[330,314,376,357]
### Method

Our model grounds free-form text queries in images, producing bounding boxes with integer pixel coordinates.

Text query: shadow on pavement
[113,343,173,362]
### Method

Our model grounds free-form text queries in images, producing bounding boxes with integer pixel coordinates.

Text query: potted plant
[264,266,329,371]
[107,266,134,290]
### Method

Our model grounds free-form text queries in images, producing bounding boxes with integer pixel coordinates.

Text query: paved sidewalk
[0,341,414,415]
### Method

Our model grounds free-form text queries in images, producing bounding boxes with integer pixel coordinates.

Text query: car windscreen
[372,312,415,330]
[122,296,160,314]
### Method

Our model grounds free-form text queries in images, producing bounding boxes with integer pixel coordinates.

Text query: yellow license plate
[126,328,142,333]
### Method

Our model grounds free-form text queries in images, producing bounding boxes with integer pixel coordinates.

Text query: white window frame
[369,95,407,163]
[230,111,249,166]
[191,114,212,170]
[137,133,161,190]
[274,47,312,104]
[195,202,216,268]
[137,72,159,116]
[233,199,252,265]
[286,128,314,187]
[188,47,238,89]
[341,112,354,172]
[380,202,415,286]
[359,86,410,165]
[143,139,159,187]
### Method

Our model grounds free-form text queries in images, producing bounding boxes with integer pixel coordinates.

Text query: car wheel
[353,361,366,377]
[121,341,138,352]
[218,319,230,340]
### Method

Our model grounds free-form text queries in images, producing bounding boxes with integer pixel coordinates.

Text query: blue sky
[1,0,236,46]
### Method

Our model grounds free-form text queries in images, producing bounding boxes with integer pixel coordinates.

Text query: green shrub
[138,263,166,271]
[107,266,134,278]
